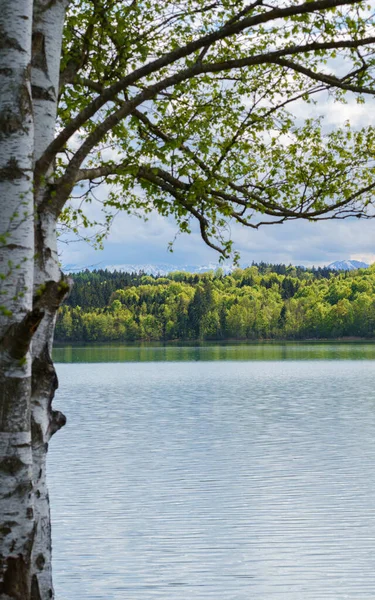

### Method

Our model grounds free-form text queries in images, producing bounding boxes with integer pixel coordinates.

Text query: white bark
[31,3,69,599]
[0,1,68,598]
[0,1,35,597]
[32,0,67,165]
[0,0,34,328]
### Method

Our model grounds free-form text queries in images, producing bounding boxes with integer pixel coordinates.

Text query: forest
[55,264,375,342]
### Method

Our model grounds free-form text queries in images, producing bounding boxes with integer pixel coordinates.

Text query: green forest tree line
[55,264,375,342]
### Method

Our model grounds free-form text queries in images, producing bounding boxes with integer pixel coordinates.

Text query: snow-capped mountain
[104,262,234,275]
[327,260,369,271]
[62,259,372,275]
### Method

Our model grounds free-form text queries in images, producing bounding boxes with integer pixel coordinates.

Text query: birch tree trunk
[0,1,36,597]
[0,1,68,598]
[30,3,68,598]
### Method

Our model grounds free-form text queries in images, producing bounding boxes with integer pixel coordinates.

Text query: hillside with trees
[55,265,375,342]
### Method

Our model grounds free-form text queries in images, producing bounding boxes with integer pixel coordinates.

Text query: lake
[49,343,375,599]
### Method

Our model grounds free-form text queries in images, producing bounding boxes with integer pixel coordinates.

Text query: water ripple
[49,359,375,599]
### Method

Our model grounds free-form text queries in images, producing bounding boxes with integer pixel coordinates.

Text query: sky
[59,66,375,271]
[59,209,375,270]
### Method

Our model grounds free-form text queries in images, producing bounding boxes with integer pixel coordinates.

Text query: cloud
[59,204,375,270]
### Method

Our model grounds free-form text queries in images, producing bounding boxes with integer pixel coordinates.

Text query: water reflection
[53,341,375,363]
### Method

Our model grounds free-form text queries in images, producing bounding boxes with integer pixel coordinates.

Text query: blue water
[49,347,375,599]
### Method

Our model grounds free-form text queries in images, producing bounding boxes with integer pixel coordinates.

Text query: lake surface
[49,344,375,599]
[53,341,375,363]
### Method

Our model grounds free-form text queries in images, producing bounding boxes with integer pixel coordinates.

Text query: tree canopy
[55,265,375,342]
[52,0,375,258]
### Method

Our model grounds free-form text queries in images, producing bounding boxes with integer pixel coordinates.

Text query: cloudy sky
[59,208,375,270]
[59,86,375,271]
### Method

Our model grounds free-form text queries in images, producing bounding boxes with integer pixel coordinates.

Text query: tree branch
[47,32,375,215]
[73,161,131,183]
[272,57,375,94]
[36,0,373,184]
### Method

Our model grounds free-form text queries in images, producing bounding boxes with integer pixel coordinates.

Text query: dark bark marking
[31,417,44,447]
[1,555,29,599]
[0,108,23,137]
[32,343,66,440]
[0,112,23,137]
[34,279,71,312]
[32,32,48,73]
[0,29,24,52]
[30,574,42,600]
[0,456,26,476]
[26,507,33,520]
[0,522,17,537]
[32,85,55,102]
[0,68,13,76]
[32,348,57,400]
[35,554,45,571]
[31,574,42,600]
[49,410,66,436]
[0,157,25,181]
[1,308,44,359]
[5,244,30,251]
[2,480,33,500]
[0,376,30,431]
[0,525,11,536]
[34,217,44,267]
[0,65,32,138]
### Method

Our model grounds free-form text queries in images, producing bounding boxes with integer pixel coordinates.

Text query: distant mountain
[104,262,235,276]
[327,260,369,271]
[63,259,371,275]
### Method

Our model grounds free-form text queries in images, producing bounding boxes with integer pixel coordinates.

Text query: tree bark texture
[0,1,68,598]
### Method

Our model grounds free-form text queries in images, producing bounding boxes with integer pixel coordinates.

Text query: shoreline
[53,337,375,347]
